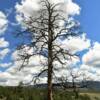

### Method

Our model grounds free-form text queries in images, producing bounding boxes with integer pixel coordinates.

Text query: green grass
[0,86,99,100]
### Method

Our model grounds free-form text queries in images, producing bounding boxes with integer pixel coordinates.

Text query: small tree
[15,0,81,100]
[69,67,80,99]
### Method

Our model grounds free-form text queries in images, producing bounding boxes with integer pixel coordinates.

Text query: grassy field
[0,86,100,100]
[80,92,100,100]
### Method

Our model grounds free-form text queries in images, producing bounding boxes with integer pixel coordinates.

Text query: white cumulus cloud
[15,0,80,23]
[65,0,80,16]
[0,62,12,68]
[0,37,10,61]
[0,48,10,60]
[57,34,91,54]
[82,42,100,68]
[0,11,8,34]
[0,38,9,48]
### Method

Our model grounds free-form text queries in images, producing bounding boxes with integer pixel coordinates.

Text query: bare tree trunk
[72,78,78,99]
[47,61,53,100]
[48,37,53,100]
[72,78,75,92]
[47,5,53,100]
[47,27,53,100]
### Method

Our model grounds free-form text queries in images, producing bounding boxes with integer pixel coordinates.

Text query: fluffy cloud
[0,66,71,86]
[66,0,80,16]
[0,33,92,86]
[0,48,10,60]
[0,71,33,86]
[63,65,100,82]
[82,42,100,68]
[7,48,80,85]
[15,0,80,23]
[1,50,48,85]
[0,62,12,68]
[0,37,10,62]
[1,0,100,86]
[0,38,9,48]
[0,11,8,34]
[15,0,40,22]
[77,42,100,82]
[57,34,91,54]
[11,48,47,67]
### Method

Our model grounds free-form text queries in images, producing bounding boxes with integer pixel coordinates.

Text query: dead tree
[81,72,93,88]
[57,67,81,98]
[15,0,81,100]
[70,68,80,99]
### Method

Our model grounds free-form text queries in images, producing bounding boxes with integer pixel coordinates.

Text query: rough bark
[47,7,53,100]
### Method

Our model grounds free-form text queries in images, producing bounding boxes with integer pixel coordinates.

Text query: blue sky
[0,0,100,42]
[75,0,100,42]
[0,0,100,85]
[0,0,99,48]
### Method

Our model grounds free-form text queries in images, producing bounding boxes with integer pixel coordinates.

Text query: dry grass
[80,92,100,100]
